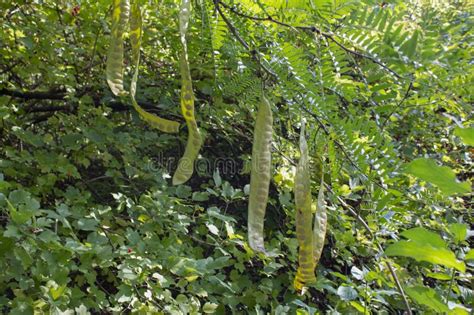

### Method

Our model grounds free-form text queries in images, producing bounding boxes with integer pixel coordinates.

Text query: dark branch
[0,87,175,116]
[0,88,67,100]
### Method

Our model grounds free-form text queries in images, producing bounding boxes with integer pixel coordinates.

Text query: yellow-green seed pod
[293,121,316,291]
[313,173,327,266]
[106,0,130,96]
[248,95,273,253]
[172,0,202,185]
[129,0,179,133]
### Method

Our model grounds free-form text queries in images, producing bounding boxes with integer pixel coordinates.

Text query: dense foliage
[0,0,472,314]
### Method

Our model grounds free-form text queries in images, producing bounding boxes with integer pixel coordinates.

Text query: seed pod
[129,0,179,133]
[313,174,327,266]
[293,121,316,290]
[106,0,129,96]
[172,0,202,185]
[248,95,273,253]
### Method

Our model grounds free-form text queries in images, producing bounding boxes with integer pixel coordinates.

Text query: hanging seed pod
[172,0,203,185]
[248,95,273,253]
[313,173,327,266]
[129,0,179,133]
[293,120,316,290]
[106,0,130,96]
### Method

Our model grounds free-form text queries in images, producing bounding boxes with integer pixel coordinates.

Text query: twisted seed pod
[313,173,327,266]
[129,0,179,133]
[248,95,273,253]
[106,0,130,96]
[293,121,316,291]
[172,0,202,185]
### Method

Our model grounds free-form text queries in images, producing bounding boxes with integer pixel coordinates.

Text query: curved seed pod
[313,172,327,266]
[248,95,273,253]
[107,0,129,96]
[172,0,202,185]
[293,121,316,291]
[129,0,179,133]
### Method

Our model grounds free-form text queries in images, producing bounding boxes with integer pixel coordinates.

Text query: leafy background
[0,0,472,314]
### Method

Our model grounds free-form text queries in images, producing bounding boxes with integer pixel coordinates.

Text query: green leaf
[400,29,419,58]
[454,127,474,146]
[465,249,474,261]
[202,302,218,313]
[404,158,471,195]
[6,190,39,225]
[192,191,209,201]
[385,240,465,272]
[213,170,222,187]
[337,285,358,301]
[401,227,446,248]
[405,285,449,313]
[426,272,452,280]
[448,223,467,243]
[50,283,67,300]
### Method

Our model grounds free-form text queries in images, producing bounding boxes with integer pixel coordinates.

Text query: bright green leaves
[405,286,449,313]
[404,158,471,196]
[400,29,419,58]
[128,0,179,133]
[454,127,474,146]
[400,227,446,248]
[106,0,179,133]
[172,0,203,185]
[247,95,273,253]
[448,223,468,244]
[106,0,129,96]
[385,227,466,272]
[293,121,316,290]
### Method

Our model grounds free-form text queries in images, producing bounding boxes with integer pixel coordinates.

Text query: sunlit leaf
[400,227,446,248]
[406,285,449,313]
[385,240,465,272]
[448,223,468,244]
[454,127,474,146]
[404,158,471,195]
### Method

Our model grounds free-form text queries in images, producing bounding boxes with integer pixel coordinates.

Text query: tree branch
[0,87,175,116]
[0,88,67,100]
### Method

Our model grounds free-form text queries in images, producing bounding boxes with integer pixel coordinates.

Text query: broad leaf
[448,223,468,244]
[404,158,471,196]
[465,249,474,261]
[406,285,449,313]
[385,240,465,272]
[454,127,474,146]
[401,227,446,248]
